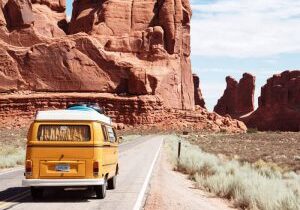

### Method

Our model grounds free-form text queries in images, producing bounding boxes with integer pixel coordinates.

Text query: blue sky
[66,0,300,110]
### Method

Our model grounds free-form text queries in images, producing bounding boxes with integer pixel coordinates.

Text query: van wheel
[95,179,107,199]
[107,176,116,190]
[30,187,44,200]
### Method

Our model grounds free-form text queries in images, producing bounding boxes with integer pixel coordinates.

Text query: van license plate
[55,164,70,172]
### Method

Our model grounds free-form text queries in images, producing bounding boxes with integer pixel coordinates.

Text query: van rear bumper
[22,178,105,187]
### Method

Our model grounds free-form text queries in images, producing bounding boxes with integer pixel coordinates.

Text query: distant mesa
[214,73,255,119]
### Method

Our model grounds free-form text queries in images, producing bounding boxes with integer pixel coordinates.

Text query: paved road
[0,136,163,210]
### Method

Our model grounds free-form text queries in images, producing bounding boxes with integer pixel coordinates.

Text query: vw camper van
[22,105,119,199]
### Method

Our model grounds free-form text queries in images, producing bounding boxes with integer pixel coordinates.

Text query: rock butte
[216,71,300,132]
[0,0,246,132]
[214,73,255,119]
[242,70,300,132]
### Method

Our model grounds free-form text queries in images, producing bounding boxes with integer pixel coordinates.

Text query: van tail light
[25,160,32,176]
[93,161,99,176]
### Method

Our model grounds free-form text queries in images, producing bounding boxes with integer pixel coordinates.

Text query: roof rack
[67,103,104,114]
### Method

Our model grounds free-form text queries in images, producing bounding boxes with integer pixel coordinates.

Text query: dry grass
[186,132,300,172]
[165,135,300,210]
[0,127,27,169]
[0,147,25,168]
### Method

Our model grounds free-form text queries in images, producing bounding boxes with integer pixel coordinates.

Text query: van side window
[106,126,116,143]
[101,125,108,142]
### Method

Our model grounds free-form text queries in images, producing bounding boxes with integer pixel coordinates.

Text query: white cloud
[191,0,300,58]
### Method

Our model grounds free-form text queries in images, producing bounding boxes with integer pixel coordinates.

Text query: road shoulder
[144,144,236,210]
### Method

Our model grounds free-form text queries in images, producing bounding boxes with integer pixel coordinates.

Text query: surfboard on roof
[35,105,112,125]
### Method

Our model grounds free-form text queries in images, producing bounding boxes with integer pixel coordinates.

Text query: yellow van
[22,105,119,199]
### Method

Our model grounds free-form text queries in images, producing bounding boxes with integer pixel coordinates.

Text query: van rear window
[37,125,91,142]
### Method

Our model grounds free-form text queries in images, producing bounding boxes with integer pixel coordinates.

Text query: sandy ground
[186,132,300,172]
[144,146,236,210]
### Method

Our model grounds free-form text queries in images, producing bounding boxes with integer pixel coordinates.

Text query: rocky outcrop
[68,0,194,109]
[243,71,300,131]
[0,1,6,27]
[31,0,66,12]
[5,0,34,28]
[214,73,255,118]
[0,0,248,133]
[193,74,205,108]
[0,0,66,47]
[0,0,194,110]
[0,93,246,133]
[30,0,67,37]
[68,0,191,55]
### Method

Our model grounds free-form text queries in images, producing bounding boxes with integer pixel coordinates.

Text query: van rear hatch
[29,124,94,178]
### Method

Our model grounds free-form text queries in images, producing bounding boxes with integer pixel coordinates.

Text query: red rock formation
[243,70,300,131]
[5,0,34,28]
[0,0,247,133]
[31,0,66,12]
[0,93,246,133]
[214,73,255,118]
[192,74,205,108]
[0,0,66,47]
[0,0,194,110]
[0,1,6,27]
[68,0,194,109]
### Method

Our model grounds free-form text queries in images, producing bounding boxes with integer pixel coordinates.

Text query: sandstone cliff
[0,0,246,133]
[214,73,255,118]
[0,0,194,110]
[243,71,300,131]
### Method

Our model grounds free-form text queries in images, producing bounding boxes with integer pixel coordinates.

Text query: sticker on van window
[60,126,68,131]
[38,125,91,141]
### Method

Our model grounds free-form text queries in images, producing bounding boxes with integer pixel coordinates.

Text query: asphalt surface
[0,135,163,210]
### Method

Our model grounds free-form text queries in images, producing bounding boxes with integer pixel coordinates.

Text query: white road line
[133,137,163,210]
[0,167,23,176]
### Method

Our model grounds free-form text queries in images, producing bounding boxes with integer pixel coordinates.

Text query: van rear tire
[95,180,107,199]
[107,176,116,190]
[30,187,44,200]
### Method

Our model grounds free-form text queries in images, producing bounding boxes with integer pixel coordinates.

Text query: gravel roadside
[144,146,236,210]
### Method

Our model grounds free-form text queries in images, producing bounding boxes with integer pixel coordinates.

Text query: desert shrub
[0,146,25,168]
[247,128,258,133]
[165,135,300,210]
[253,159,282,179]
[0,128,27,169]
